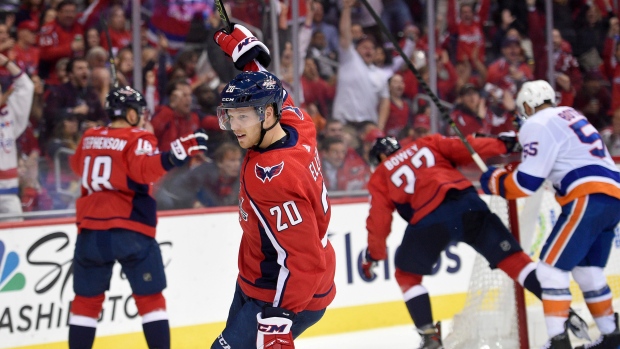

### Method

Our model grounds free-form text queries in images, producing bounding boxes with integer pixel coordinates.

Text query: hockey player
[210,25,336,349]
[68,86,208,349]
[362,134,544,349]
[480,80,620,349]
[0,53,34,221]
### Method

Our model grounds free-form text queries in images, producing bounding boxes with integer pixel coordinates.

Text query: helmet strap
[254,104,281,149]
[255,120,268,148]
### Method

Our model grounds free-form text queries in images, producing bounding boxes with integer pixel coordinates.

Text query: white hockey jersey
[0,72,34,194]
[502,106,620,206]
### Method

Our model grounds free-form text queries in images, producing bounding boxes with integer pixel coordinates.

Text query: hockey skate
[541,332,572,349]
[575,313,620,349]
[417,322,443,349]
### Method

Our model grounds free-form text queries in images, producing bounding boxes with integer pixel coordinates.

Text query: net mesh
[443,195,521,349]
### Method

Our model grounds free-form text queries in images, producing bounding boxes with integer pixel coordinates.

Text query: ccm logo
[238,37,258,50]
[258,324,288,333]
[222,98,235,101]
[172,141,183,152]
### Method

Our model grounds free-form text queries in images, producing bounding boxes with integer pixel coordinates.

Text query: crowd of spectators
[3,0,620,220]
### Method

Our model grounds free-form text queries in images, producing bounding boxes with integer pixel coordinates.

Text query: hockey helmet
[369,136,401,167]
[217,71,285,130]
[105,86,149,125]
[515,80,556,123]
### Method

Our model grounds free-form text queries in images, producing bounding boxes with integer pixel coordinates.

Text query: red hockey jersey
[70,126,169,237]
[236,93,336,314]
[366,134,506,260]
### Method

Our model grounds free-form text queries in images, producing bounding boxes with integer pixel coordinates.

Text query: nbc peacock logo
[0,240,26,292]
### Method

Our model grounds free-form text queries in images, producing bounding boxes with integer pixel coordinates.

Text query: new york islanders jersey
[499,106,620,205]
[367,134,507,260]
[236,93,336,314]
[70,127,169,237]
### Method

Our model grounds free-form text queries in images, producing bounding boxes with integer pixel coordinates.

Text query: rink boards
[0,197,618,349]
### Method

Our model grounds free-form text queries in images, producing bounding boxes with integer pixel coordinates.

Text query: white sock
[545,316,567,338]
[594,314,617,335]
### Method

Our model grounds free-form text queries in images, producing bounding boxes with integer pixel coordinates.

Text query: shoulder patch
[255,161,284,183]
[283,106,304,120]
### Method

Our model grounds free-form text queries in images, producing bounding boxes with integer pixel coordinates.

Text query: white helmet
[515,80,556,117]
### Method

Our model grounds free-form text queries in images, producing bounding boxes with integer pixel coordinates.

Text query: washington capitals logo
[255,161,284,183]
[262,77,277,89]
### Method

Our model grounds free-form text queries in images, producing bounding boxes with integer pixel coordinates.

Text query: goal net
[443,179,620,349]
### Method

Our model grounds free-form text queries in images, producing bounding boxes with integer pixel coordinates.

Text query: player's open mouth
[235,134,245,140]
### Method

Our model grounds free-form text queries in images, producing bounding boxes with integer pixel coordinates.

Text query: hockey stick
[357,0,488,172]
[100,18,119,88]
[215,0,232,32]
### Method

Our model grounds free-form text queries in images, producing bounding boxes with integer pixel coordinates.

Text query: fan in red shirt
[486,36,533,95]
[99,6,132,56]
[447,83,514,136]
[38,0,84,82]
[15,0,43,27]
[527,7,580,107]
[68,86,207,349]
[612,44,620,113]
[151,80,200,152]
[361,135,543,348]
[399,112,432,145]
[301,57,335,119]
[12,20,40,76]
[447,0,490,64]
[320,136,370,191]
[384,74,411,137]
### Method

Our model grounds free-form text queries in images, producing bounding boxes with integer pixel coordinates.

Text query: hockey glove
[497,131,522,153]
[480,166,509,196]
[256,306,295,349]
[168,129,208,167]
[213,24,271,70]
[360,247,379,281]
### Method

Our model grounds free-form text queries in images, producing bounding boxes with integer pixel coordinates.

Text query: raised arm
[477,0,491,26]
[1,54,34,136]
[447,0,459,34]
[378,97,390,130]
[339,0,355,50]
[390,38,415,73]
[297,0,315,75]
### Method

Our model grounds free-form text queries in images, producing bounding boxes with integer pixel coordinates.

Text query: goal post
[507,198,529,349]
